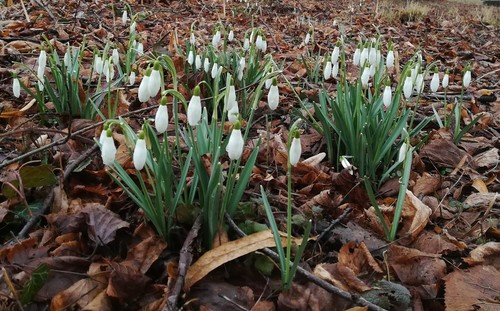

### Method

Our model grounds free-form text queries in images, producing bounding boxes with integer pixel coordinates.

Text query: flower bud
[383,82,392,108]
[267,78,279,110]
[187,86,202,126]
[289,131,301,166]
[13,76,20,98]
[101,130,116,166]
[133,134,147,170]
[226,122,244,160]
[155,96,169,133]
[430,69,439,93]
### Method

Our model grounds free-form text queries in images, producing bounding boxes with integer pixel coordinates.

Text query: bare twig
[165,215,202,311]
[225,214,388,311]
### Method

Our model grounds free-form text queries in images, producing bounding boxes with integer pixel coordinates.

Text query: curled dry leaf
[313,263,371,293]
[338,241,383,275]
[413,172,441,197]
[463,241,500,268]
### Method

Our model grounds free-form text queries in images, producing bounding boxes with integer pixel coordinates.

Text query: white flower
[99,127,107,145]
[136,42,144,55]
[368,44,377,65]
[386,50,394,69]
[212,30,221,47]
[243,38,250,50]
[261,39,267,53]
[353,47,361,66]
[93,55,103,74]
[415,72,424,94]
[155,101,169,133]
[38,50,47,74]
[375,49,382,66]
[383,85,392,108]
[442,72,449,89]
[187,50,194,65]
[129,71,136,86]
[195,55,202,70]
[323,61,332,80]
[226,127,244,161]
[430,72,439,92]
[369,64,376,77]
[13,77,20,98]
[190,32,196,45]
[289,136,302,166]
[228,104,239,124]
[203,58,210,73]
[63,50,71,68]
[463,69,471,88]
[360,45,368,66]
[255,35,263,50]
[331,61,339,79]
[361,65,370,88]
[133,137,147,170]
[101,132,116,166]
[238,57,246,80]
[122,10,128,26]
[130,21,136,33]
[187,86,202,126]
[411,64,419,82]
[267,79,279,110]
[211,62,218,79]
[138,71,151,102]
[148,64,162,98]
[403,75,413,99]
[112,48,119,65]
[398,142,408,163]
[331,45,340,64]
[226,85,237,111]
[340,156,351,169]
[228,30,234,42]
[104,59,114,83]
[304,32,310,45]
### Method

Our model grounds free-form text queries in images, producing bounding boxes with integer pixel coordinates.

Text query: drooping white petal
[101,135,117,166]
[226,128,244,160]
[323,61,332,80]
[203,58,210,73]
[187,95,202,126]
[243,38,250,50]
[430,73,440,93]
[155,105,169,133]
[340,156,351,169]
[403,76,413,99]
[331,46,340,64]
[129,71,136,86]
[188,50,194,65]
[13,78,21,98]
[226,85,237,111]
[195,55,202,70]
[386,50,394,69]
[148,69,161,98]
[122,10,128,26]
[398,142,408,163]
[304,33,310,45]
[94,56,103,74]
[112,49,120,66]
[383,85,392,108]
[138,75,151,102]
[415,73,424,94]
[228,104,239,124]
[361,66,370,87]
[133,139,147,170]
[353,48,360,66]
[267,85,279,110]
[442,73,449,89]
[289,137,302,166]
[211,63,218,79]
[463,70,471,88]
[63,50,71,68]
[228,30,234,42]
[190,32,196,45]
[331,61,339,79]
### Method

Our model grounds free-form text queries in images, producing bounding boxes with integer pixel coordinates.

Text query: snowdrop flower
[63,50,71,68]
[265,71,273,89]
[12,74,20,98]
[353,43,361,66]
[398,142,408,163]
[187,86,202,126]
[383,80,392,108]
[410,64,419,83]
[99,124,108,145]
[226,83,237,111]
[187,50,194,65]
[261,39,267,53]
[228,104,239,124]
[101,129,116,166]
[112,48,119,66]
[226,121,244,161]
[195,55,202,70]
[331,42,340,64]
[243,37,250,50]
[368,42,377,66]
[211,62,218,79]
[122,10,128,26]
[104,59,114,83]
[386,49,394,69]
[375,48,382,66]
[138,68,152,102]
[323,58,332,80]
[361,65,370,88]
[415,69,424,94]
[255,35,263,50]
[133,132,147,170]
[442,70,449,89]
[129,71,136,86]
[93,54,103,74]
[304,32,311,45]
[237,57,245,80]
[212,30,221,47]
[148,61,162,98]
[331,61,339,79]
[339,156,353,174]
[430,68,440,93]
[190,32,196,45]
[289,130,302,166]
[360,43,369,67]
[37,49,47,91]
[228,29,234,42]
[403,72,413,99]
[267,78,279,110]
[203,58,210,73]
[155,96,169,133]
[130,21,137,34]
[136,42,144,55]
[369,64,376,77]
[463,66,471,88]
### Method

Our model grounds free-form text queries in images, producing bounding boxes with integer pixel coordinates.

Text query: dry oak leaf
[463,241,500,269]
[338,241,383,275]
[419,138,468,168]
[184,230,301,291]
[50,278,108,311]
[313,263,371,293]
[443,265,500,311]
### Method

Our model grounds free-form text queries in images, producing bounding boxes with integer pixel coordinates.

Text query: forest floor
[0,0,499,310]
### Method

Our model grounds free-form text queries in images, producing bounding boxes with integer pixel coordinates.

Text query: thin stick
[19,0,30,22]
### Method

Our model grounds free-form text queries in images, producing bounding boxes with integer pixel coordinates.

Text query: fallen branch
[225,213,387,311]
[165,215,202,311]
